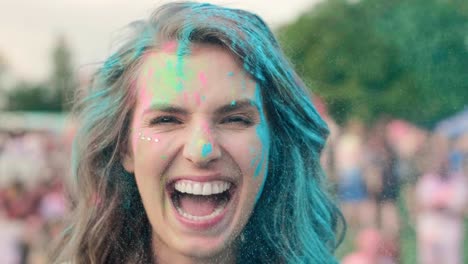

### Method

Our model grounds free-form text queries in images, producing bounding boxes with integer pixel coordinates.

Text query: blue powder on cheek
[254,84,269,178]
[201,143,213,158]
[253,84,270,203]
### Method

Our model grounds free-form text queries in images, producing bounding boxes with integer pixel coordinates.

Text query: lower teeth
[176,204,225,221]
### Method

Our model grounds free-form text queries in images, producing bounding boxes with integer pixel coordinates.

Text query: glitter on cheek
[138,132,161,143]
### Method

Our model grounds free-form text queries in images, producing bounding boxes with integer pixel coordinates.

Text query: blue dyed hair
[53,2,344,263]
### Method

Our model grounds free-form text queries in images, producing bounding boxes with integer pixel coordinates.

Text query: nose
[182,121,221,166]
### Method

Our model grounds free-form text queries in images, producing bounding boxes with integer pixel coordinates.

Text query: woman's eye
[221,115,253,126]
[149,116,182,125]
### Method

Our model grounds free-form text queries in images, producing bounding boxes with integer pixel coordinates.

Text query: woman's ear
[122,152,135,173]
[122,140,135,173]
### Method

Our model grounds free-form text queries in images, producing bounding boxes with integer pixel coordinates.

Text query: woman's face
[123,44,270,263]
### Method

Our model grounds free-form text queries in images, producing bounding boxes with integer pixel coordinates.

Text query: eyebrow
[143,104,189,115]
[214,99,260,116]
[143,99,260,116]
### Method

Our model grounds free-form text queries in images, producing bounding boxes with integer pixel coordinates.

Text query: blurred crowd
[0,114,467,264]
[325,117,468,264]
[0,131,69,264]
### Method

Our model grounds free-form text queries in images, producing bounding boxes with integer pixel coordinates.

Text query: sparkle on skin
[138,132,160,143]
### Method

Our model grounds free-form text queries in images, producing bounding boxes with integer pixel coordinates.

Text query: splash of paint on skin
[192,122,215,159]
[201,143,213,158]
[227,71,234,76]
[253,83,270,203]
[176,80,184,92]
[231,100,236,106]
[162,41,178,53]
[201,95,206,101]
[249,146,257,167]
[143,54,196,106]
[241,77,247,91]
[194,91,202,106]
[198,72,207,86]
[161,155,167,160]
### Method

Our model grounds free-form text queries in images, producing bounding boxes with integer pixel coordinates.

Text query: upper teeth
[174,180,231,195]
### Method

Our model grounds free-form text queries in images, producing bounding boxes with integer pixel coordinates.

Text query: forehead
[135,45,258,107]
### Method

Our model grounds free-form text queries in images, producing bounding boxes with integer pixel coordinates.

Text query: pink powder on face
[193,91,201,106]
[198,72,207,86]
[162,41,178,53]
[200,120,211,136]
[188,120,214,153]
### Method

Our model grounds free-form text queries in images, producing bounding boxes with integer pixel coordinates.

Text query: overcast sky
[0,0,321,82]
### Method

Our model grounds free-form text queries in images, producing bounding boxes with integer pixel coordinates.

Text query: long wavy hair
[52,2,345,263]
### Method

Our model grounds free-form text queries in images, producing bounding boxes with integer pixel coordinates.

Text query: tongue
[179,194,218,216]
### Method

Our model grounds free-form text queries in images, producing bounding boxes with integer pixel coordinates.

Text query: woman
[416,133,467,264]
[52,2,344,263]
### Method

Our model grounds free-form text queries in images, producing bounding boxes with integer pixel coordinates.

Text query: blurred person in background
[0,188,24,264]
[415,133,467,264]
[363,117,400,262]
[334,119,372,230]
[341,228,396,264]
[0,127,69,263]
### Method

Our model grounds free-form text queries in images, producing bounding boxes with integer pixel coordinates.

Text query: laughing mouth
[169,180,234,222]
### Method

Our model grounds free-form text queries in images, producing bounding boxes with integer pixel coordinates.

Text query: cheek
[222,132,267,178]
[133,131,173,171]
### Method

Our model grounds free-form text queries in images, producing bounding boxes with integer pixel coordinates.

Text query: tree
[6,82,62,111]
[4,35,76,112]
[278,0,468,127]
[51,34,76,111]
